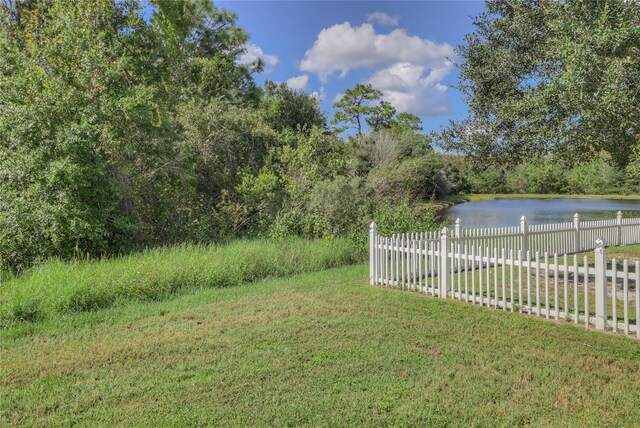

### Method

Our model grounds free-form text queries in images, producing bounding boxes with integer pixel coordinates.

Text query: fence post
[594,238,607,331]
[520,216,528,261]
[440,227,450,298]
[369,222,377,285]
[573,213,581,253]
[616,211,623,246]
[454,218,462,240]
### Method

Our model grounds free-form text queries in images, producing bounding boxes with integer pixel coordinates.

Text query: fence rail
[369,212,640,338]
[385,211,640,260]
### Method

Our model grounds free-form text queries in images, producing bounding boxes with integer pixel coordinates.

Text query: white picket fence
[386,211,640,261]
[369,212,640,338]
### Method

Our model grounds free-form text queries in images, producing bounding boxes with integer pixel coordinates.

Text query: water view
[444,198,640,228]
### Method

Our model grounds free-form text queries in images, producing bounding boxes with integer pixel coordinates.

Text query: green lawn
[580,244,640,264]
[3,265,640,426]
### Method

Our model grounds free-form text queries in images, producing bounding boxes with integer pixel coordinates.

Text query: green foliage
[393,112,423,133]
[373,200,445,237]
[366,101,397,132]
[466,171,509,194]
[0,2,455,273]
[366,153,466,204]
[367,158,441,203]
[439,0,640,169]
[305,177,369,238]
[464,154,636,195]
[625,146,640,191]
[332,83,383,137]
[565,157,626,195]
[0,238,364,325]
[356,129,432,176]
[262,80,326,133]
[0,0,267,270]
[506,158,568,194]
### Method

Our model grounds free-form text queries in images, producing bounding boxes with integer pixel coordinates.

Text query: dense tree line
[436,0,640,177]
[0,0,453,271]
[461,153,640,194]
[5,0,635,272]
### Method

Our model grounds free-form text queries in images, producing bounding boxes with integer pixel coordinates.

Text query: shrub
[373,201,445,237]
[565,157,625,194]
[0,238,364,326]
[506,159,567,194]
[366,157,442,204]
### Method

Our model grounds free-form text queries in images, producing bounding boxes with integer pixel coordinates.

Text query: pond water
[443,198,640,228]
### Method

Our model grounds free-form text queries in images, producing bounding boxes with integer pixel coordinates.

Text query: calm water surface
[444,198,640,228]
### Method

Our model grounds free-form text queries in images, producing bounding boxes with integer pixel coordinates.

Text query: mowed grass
[3,265,640,426]
[0,238,364,326]
[580,244,640,265]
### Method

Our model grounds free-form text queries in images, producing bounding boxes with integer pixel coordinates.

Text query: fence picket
[400,236,405,289]
[563,255,569,320]
[464,243,469,302]
[536,252,541,316]
[527,251,532,313]
[501,248,507,310]
[636,261,640,338]
[471,245,476,303]
[494,248,499,309]
[545,252,550,319]
[479,246,484,306]
[573,255,579,324]
[457,243,462,300]
[510,248,515,311]
[612,259,618,333]
[518,250,523,311]
[418,240,423,292]
[584,256,589,327]
[623,260,629,335]
[554,254,559,320]
[430,241,436,296]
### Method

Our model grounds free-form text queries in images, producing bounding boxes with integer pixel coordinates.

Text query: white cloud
[285,74,309,90]
[300,23,453,81]
[237,43,278,71]
[333,92,344,103]
[367,62,452,115]
[365,11,399,26]
[300,22,455,116]
[310,86,326,102]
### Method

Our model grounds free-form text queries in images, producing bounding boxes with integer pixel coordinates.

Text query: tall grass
[0,238,364,325]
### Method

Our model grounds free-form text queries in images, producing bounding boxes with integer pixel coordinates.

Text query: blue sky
[219,1,487,134]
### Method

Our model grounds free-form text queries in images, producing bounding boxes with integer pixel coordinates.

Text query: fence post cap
[574,213,580,219]
[617,210,623,217]
[520,215,526,222]
[369,222,377,230]
[440,226,449,235]
[455,218,461,225]
[595,238,605,249]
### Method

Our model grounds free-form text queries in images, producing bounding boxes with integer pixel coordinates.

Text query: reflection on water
[444,198,640,228]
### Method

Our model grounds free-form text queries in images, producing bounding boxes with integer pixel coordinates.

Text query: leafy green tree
[262,80,326,133]
[0,0,262,270]
[152,0,263,104]
[393,112,423,133]
[332,83,383,138]
[438,0,640,168]
[366,101,396,132]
